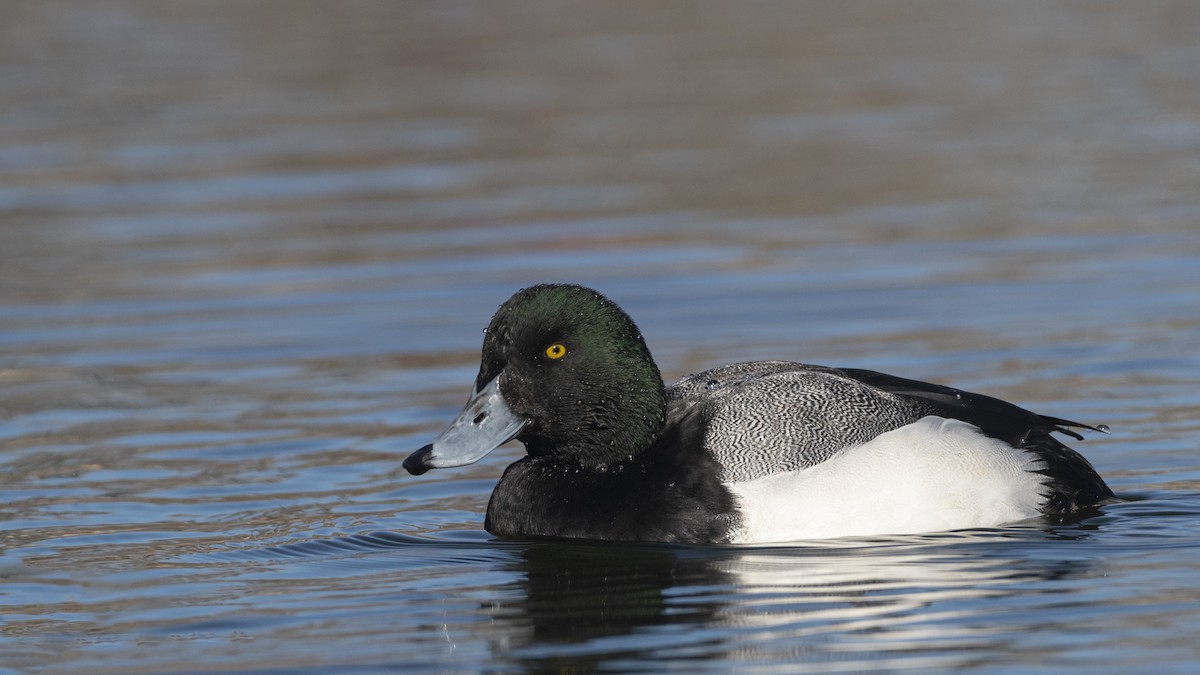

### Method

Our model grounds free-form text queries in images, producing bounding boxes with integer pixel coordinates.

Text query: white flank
[726,416,1048,543]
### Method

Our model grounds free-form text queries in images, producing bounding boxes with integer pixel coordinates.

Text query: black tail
[1024,429,1115,514]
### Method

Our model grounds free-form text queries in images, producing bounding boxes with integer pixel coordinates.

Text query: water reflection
[483,530,1104,670]
[484,541,727,671]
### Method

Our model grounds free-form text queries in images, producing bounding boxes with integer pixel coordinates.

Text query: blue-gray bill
[403,377,526,475]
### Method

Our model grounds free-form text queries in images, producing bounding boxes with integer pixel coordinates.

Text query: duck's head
[404,284,667,475]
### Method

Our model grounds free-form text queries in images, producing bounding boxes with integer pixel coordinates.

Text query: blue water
[3,3,1200,672]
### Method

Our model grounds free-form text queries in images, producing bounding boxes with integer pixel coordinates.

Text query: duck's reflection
[483,526,1104,670]
[486,541,725,645]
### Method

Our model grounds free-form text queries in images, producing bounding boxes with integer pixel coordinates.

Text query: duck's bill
[403,377,526,475]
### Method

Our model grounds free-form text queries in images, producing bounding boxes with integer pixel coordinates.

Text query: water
[3,2,1200,672]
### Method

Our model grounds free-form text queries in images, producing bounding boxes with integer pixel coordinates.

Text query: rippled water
[3,2,1200,672]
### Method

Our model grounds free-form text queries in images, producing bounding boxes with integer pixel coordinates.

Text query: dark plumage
[485,402,740,543]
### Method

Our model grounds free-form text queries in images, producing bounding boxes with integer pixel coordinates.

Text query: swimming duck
[404,284,1113,543]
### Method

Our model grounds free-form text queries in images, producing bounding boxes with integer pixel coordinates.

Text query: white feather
[726,416,1048,543]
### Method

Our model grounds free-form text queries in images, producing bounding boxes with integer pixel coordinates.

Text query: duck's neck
[522,379,668,468]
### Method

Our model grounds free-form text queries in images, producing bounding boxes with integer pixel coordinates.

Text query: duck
[403,283,1114,544]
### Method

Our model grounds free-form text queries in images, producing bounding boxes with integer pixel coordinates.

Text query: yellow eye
[544,342,567,359]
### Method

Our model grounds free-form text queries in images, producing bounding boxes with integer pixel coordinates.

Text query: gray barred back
[667,361,938,482]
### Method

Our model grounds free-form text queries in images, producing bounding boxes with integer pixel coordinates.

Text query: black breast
[484,404,740,544]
